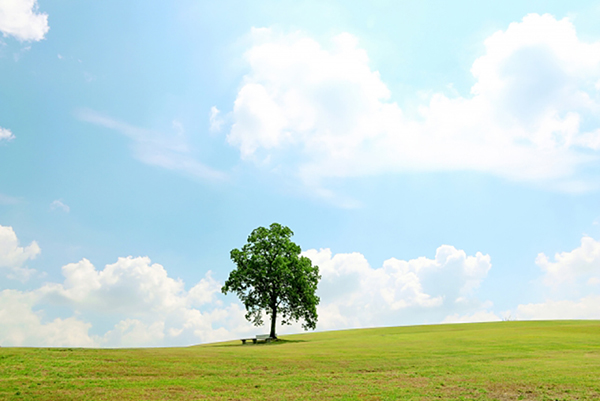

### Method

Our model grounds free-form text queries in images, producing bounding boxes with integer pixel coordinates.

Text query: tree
[222,223,320,339]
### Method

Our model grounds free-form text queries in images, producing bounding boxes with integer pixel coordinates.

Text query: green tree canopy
[222,223,320,339]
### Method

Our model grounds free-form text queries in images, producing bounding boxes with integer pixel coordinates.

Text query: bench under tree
[240,334,274,344]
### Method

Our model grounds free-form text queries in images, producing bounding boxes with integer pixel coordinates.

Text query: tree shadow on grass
[208,338,307,348]
[273,338,306,344]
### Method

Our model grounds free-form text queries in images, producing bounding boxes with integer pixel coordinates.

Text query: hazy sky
[2,0,600,347]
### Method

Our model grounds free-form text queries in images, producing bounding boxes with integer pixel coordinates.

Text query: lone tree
[222,223,320,339]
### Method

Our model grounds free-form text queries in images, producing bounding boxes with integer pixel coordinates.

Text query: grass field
[1,320,599,400]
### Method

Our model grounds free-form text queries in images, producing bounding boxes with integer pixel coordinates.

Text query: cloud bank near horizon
[2,224,599,347]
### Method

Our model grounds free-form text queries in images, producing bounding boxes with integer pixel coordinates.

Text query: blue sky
[2,0,600,346]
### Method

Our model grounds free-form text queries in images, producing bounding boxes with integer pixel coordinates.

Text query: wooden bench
[240,334,274,344]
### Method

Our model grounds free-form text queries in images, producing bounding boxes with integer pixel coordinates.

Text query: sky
[1,0,600,347]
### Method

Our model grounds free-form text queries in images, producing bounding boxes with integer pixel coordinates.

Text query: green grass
[1,320,599,400]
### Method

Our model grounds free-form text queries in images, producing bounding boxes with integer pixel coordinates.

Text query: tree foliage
[222,223,320,338]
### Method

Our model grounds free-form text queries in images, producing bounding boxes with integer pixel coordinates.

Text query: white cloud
[78,109,226,181]
[512,236,600,321]
[516,295,600,320]
[0,231,245,347]
[442,310,501,324]
[0,127,15,141]
[101,319,165,347]
[0,0,49,42]
[6,265,37,282]
[226,15,600,194]
[187,271,221,307]
[536,236,600,293]
[33,255,254,347]
[209,106,224,132]
[0,290,97,347]
[0,224,40,280]
[304,245,492,330]
[50,199,70,213]
[40,256,188,314]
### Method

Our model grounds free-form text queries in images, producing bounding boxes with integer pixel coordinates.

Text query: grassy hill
[1,320,599,400]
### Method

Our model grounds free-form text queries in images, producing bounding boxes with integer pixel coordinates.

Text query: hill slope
[2,320,599,400]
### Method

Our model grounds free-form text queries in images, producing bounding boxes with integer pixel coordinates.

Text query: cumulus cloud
[78,109,226,181]
[0,127,15,141]
[536,236,600,292]
[512,236,600,320]
[0,224,40,281]
[226,14,600,195]
[187,271,222,307]
[0,290,96,347]
[39,256,188,314]
[0,226,253,347]
[5,253,256,347]
[0,0,49,42]
[304,245,492,329]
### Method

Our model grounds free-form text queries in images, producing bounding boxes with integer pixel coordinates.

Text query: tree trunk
[269,304,277,339]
